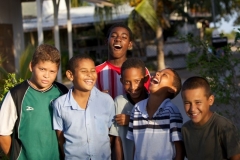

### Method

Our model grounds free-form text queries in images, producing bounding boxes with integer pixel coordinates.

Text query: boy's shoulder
[114,94,128,101]
[10,80,28,91]
[53,81,68,94]
[96,61,108,72]
[92,86,113,101]
[212,112,236,127]
[161,98,181,113]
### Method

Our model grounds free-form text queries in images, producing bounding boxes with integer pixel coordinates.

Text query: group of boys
[0,23,240,160]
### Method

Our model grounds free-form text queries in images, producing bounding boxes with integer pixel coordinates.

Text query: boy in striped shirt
[126,68,184,160]
[96,23,150,99]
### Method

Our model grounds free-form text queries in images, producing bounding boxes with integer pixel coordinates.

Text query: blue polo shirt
[52,87,115,160]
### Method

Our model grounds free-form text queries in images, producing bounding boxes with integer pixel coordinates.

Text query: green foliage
[18,44,35,80]
[235,28,240,43]
[0,73,23,102]
[180,32,240,129]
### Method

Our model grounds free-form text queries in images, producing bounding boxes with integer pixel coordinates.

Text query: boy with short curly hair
[0,44,68,160]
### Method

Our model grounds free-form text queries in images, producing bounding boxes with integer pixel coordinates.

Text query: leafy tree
[93,0,239,69]
[180,30,240,129]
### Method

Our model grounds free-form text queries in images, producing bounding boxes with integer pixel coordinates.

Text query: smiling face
[66,58,97,92]
[29,60,58,90]
[181,87,214,126]
[108,27,132,60]
[120,67,148,102]
[149,69,176,96]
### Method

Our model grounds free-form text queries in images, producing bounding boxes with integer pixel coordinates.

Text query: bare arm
[230,154,240,160]
[115,136,124,160]
[174,141,185,160]
[0,135,11,157]
[56,130,65,160]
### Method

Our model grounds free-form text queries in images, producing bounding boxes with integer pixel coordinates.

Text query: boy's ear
[208,95,215,106]
[144,75,149,83]
[167,87,177,94]
[66,70,73,81]
[128,41,133,50]
[29,61,33,72]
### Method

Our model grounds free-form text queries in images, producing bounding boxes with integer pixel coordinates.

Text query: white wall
[0,0,25,72]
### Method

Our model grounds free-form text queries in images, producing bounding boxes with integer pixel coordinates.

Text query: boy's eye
[122,36,127,39]
[111,34,117,38]
[162,73,167,77]
[135,80,140,84]
[50,71,56,74]
[123,81,130,85]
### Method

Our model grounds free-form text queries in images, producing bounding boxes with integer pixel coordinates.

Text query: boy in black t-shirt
[181,76,240,160]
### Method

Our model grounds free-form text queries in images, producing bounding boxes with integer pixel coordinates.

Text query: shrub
[180,32,240,129]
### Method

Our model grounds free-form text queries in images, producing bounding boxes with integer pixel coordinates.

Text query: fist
[115,114,130,126]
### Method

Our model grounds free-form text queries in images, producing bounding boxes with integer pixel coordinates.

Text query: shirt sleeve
[126,108,134,141]
[0,92,17,135]
[109,99,119,136]
[109,122,118,136]
[169,105,183,142]
[220,123,240,158]
[52,100,63,131]
[107,96,115,128]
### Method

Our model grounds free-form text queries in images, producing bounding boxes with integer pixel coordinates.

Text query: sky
[213,13,239,33]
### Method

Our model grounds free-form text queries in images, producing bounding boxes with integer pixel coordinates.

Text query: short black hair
[167,68,182,99]
[121,58,146,77]
[67,54,94,73]
[107,23,133,41]
[182,76,212,98]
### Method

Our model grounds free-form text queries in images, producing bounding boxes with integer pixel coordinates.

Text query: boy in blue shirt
[52,54,115,160]
[127,68,184,160]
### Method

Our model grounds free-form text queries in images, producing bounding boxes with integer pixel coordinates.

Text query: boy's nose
[44,72,49,78]
[130,84,138,91]
[115,36,121,42]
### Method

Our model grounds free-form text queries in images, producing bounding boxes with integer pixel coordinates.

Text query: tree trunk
[156,24,165,70]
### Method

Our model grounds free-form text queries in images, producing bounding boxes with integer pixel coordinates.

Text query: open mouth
[151,77,159,84]
[114,44,122,50]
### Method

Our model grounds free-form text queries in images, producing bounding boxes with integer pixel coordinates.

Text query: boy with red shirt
[96,23,150,98]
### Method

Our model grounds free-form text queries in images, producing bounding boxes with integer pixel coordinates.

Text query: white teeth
[151,78,159,84]
[85,80,93,83]
[114,44,122,47]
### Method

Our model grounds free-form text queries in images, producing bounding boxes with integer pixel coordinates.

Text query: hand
[115,114,130,126]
